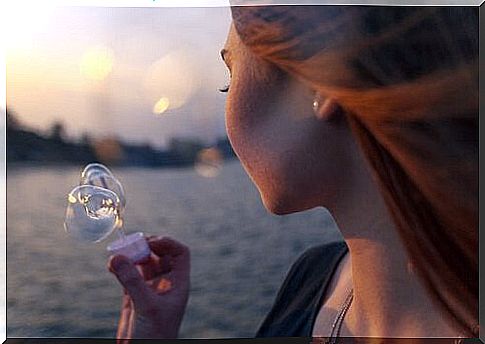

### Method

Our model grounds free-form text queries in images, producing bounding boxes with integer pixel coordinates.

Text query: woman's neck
[327,163,462,338]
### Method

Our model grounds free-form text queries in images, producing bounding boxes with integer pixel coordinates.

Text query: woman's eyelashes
[219,49,232,93]
[219,84,230,93]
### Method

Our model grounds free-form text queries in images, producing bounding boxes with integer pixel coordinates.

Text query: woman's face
[221,25,355,215]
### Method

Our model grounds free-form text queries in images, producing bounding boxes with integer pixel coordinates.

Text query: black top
[255,240,349,338]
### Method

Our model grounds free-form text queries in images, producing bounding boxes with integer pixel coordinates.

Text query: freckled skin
[223,25,354,215]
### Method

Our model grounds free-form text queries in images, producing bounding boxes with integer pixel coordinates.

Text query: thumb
[108,255,153,307]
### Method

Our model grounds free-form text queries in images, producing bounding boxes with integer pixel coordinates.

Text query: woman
[108,6,478,341]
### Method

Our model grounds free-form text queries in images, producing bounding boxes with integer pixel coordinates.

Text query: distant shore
[7,108,236,168]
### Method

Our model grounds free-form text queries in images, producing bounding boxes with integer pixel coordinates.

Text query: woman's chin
[261,194,311,215]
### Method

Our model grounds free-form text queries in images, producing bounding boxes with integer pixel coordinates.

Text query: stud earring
[312,93,341,121]
[312,94,323,114]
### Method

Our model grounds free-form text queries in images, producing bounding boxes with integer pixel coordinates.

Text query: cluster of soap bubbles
[64,163,126,243]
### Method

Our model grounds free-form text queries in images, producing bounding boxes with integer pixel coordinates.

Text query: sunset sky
[6,6,232,148]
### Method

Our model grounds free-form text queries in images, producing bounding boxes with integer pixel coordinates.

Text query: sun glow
[79,47,114,82]
[1,2,55,53]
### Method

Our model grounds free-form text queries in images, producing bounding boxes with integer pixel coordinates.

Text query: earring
[312,93,340,121]
[312,94,323,114]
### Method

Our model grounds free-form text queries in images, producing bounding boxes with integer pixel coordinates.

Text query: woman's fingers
[108,255,154,308]
[147,237,190,284]
[117,296,133,339]
[137,254,172,283]
[148,236,189,258]
[158,254,173,274]
[110,236,190,294]
[148,237,190,287]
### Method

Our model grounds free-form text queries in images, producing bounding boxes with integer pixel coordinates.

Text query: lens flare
[80,46,114,82]
[153,97,170,115]
[195,147,223,178]
[144,50,199,110]
[92,138,123,165]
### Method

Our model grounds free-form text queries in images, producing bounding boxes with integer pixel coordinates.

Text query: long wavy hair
[230,5,478,337]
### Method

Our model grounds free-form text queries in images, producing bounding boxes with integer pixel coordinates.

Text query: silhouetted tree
[80,132,92,146]
[6,108,21,130]
[169,137,204,163]
[49,121,65,141]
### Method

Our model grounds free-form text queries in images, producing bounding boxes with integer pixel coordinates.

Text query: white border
[0,0,483,6]
[1,1,481,342]
[1,1,7,342]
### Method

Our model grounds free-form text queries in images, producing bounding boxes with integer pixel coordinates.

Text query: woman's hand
[108,236,190,341]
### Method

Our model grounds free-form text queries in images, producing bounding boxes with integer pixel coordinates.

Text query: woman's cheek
[225,103,260,174]
[224,63,308,214]
[224,80,266,161]
[225,102,295,214]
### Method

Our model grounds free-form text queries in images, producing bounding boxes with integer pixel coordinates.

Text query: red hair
[231,5,478,336]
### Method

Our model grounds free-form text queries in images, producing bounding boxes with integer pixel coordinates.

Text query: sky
[6,6,232,148]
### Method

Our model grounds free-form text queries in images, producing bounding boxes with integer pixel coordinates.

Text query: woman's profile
[107,5,478,341]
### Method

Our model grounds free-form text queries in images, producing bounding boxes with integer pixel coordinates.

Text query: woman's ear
[312,94,342,122]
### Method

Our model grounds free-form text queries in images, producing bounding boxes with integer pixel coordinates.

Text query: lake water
[7,161,342,338]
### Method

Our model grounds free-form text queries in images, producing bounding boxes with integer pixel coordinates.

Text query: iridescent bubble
[64,163,151,263]
[64,185,122,243]
[81,162,112,178]
[80,163,126,207]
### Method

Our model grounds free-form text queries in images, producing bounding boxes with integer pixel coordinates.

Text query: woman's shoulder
[256,240,348,337]
[290,241,348,276]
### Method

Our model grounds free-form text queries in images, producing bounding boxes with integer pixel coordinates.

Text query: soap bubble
[81,163,112,179]
[80,163,126,207]
[64,163,151,263]
[64,185,122,243]
[65,163,125,243]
